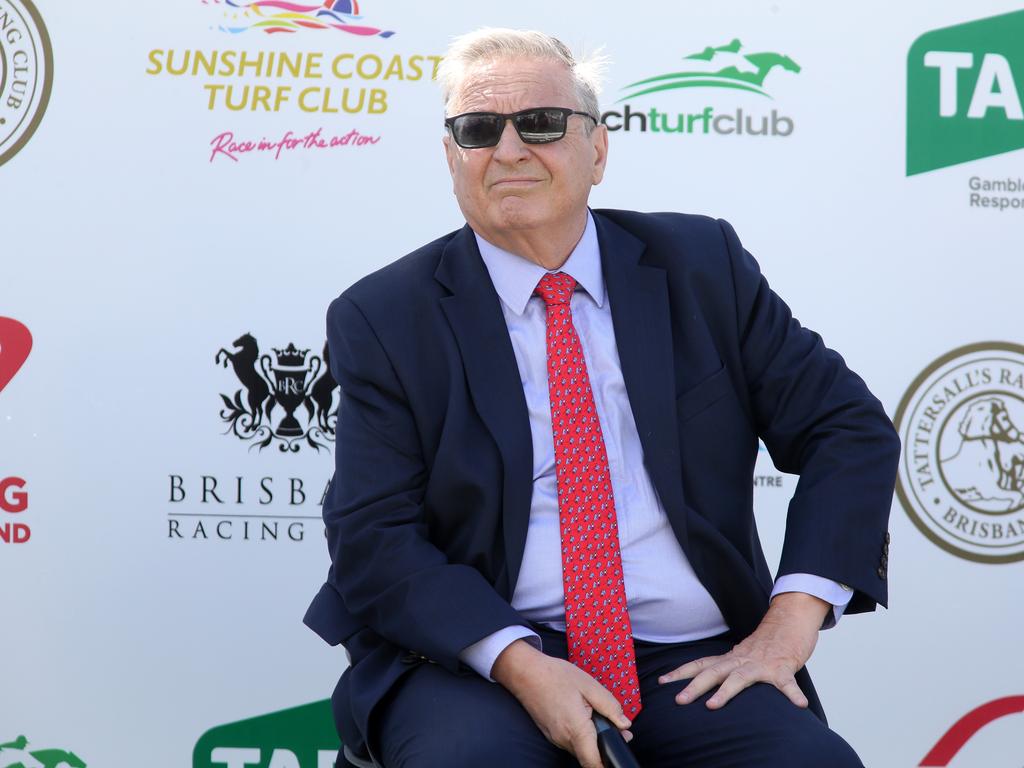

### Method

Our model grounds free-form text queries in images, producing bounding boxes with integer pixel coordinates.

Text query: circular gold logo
[894,342,1024,563]
[0,0,52,166]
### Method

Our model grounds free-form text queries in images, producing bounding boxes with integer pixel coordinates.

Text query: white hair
[437,27,607,121]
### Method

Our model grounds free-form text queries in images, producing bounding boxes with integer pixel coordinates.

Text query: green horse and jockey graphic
[618,38,801,101]
[0,737,85,768]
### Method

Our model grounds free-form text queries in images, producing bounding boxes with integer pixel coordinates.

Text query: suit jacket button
[877,565,886,579]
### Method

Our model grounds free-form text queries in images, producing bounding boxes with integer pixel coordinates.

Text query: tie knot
[535,272,577,306]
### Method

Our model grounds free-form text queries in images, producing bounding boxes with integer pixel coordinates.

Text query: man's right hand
[491,639,633,768]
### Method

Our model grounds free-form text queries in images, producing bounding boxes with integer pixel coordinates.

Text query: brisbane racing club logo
[0,736,85,767]
[216,333,338,453]
[0,0,53,167]
[205,0,394,37]
[602,38,799,137]
[894,342,1024,563]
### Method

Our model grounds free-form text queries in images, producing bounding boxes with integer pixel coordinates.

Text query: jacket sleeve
[719,219,901,613]
[320,295,528,671]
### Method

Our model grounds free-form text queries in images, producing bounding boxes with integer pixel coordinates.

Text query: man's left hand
[658,592,830,710]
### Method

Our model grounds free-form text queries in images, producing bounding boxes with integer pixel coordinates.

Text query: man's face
[443,57,608,243]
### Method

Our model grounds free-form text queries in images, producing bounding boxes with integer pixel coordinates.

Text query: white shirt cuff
[458,625,542,681]
[772,573,854,630]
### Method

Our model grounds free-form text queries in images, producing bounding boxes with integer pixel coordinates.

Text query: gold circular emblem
[894,342,1024,563]
[0,0,52,166]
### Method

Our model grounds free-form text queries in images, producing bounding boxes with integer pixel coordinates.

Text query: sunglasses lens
[514,109,567,143]
[453,114,502,147]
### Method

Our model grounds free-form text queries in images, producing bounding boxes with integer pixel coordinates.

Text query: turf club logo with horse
[216,333,338,452]
[895,342,1024,563]
[0,735,85,768]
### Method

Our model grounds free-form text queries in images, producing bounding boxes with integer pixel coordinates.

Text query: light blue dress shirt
[459,212,852,680]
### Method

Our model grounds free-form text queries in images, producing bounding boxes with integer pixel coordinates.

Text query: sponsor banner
[193,700,339,768]
[145,0,442,161]
[1,5,1022,768]
[919,696,1024,766]
[0,317,32,395]
[907,9,1024,175]
[600,38,798,138]
[0,0,52,166]
[0,475,29,544]
[215,333,337,454]
[0,736,86,767]
[163,332,337,542]
[894,342,1024,563]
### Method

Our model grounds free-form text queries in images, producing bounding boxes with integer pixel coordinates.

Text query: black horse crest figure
[216,333,339,452]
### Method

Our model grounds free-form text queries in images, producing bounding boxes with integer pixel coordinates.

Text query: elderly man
[305,28,899,768]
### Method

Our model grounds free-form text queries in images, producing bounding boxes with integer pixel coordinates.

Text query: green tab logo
[193,700,340,768]
[0,735,86,767]
[907,10,1024,175]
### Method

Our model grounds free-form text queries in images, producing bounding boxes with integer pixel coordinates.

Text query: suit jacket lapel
[595,212,690,553]
[435,226,533,599]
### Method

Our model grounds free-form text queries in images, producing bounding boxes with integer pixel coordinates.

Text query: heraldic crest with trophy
[215,333,338,452]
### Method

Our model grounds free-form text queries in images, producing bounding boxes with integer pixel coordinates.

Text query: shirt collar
[474,210,605,316]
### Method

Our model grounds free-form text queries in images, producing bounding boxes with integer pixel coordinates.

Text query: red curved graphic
[0,317,32,394]
[920,696,1024,766]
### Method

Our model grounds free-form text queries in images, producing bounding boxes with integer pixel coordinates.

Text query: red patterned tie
[536,271,642,718]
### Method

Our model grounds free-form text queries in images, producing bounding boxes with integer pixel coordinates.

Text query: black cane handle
[592,713,642,768]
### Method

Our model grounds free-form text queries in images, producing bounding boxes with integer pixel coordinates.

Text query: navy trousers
[374,626,864,768]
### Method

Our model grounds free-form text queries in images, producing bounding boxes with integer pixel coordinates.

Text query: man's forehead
[453,57,575,111]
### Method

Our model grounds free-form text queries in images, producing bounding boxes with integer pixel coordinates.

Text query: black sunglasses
[444,107,599,148]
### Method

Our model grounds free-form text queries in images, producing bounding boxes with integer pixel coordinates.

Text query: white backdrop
[2,1,1022,766]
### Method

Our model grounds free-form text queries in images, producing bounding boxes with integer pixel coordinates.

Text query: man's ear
[443,134,456,178]
[591,123,609,186]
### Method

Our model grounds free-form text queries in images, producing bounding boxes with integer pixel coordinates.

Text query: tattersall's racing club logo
[0,0,53,166]
[894,342,1024,563]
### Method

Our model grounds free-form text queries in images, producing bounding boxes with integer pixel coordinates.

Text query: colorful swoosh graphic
[919,696,1024,766]
[203,0,395,37]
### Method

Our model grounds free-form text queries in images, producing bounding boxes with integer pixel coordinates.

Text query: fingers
[777,677,809,708]
[668,658,809,711]
[583,680,632,730]
[704,664,756,708]
[672,657,742,704]
[567,718,602,768]
[657,653,720,684]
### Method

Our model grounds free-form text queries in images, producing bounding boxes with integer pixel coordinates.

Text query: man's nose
[491,118,531,162]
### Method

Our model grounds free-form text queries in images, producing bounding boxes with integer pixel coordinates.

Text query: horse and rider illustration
[619,38,801,101]
[0,736,85,768]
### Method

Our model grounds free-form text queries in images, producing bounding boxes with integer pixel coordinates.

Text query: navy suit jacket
[304,210,900,756]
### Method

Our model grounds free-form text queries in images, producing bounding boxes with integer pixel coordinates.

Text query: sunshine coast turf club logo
[601,38,799,137]
[894,342,1024,563]
[0,0,53,166]
[204,0,394,37]
[216,333,338,453]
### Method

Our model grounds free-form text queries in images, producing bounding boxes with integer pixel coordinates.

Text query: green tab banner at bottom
[193,700,341,768]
